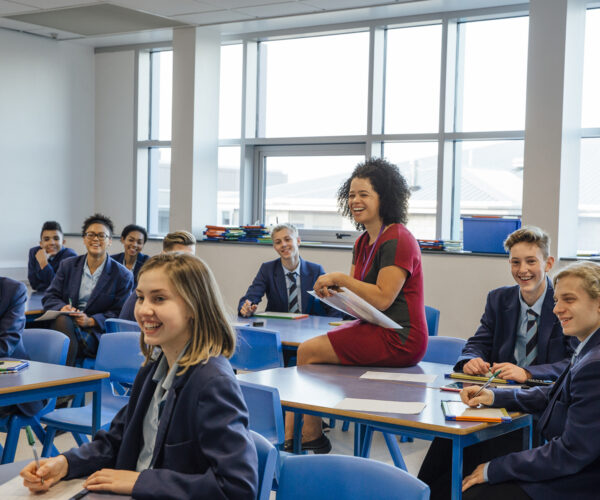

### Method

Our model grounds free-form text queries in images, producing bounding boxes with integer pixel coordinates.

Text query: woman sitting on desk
[454,261,600,500]
[111,224,149,285]
[285,158,428,454]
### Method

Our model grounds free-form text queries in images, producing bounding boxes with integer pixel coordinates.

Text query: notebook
[0,359,29,373]
[441,400,512,422]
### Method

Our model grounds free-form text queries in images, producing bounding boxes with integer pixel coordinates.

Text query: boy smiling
[454,226,574,382]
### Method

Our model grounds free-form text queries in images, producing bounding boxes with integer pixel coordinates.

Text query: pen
[69,298,73,309]
[25,425,43,485]
[473,370,502,397]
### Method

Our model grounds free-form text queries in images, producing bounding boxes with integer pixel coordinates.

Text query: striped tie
[524,309,538,367]
[287,272,300,313]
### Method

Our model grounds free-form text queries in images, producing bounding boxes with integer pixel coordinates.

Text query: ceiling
[0,0,527,47]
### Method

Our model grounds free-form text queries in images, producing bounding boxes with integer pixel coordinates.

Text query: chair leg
[383,432,407,471]
[1,417,21,464]
[400,435,414,443]
[360,426,374,458]
[41,428,58,458]
[342,420,350,432]
[73,433,89,447]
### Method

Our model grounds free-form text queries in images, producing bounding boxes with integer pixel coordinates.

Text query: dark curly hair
[121,224,148,243]
[337,158,411,229]
[81,213,114,237]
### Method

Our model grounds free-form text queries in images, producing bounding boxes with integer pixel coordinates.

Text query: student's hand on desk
[313,273,345,298]
[84,469,140,495]
[462,463,486,492]
[21,455,68,492]
[463,357,490,375]
[491,362,530,383]
[240,300,258,317]
[460,385,493,407]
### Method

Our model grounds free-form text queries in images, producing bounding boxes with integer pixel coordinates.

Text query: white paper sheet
[34,310,83,322]
[334,398,426,414]
[360,371,437,384]
[308,288,401,329]
[1,475,85,499]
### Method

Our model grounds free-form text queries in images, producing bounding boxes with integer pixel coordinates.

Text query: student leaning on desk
[422,261,600,500]
[21,253,258,499]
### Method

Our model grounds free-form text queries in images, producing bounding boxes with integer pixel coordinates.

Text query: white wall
[0,29,94,271]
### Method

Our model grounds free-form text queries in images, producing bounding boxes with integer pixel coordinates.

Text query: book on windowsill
[254,311,309,320]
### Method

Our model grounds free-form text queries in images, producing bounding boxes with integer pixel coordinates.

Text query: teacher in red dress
[285,158,428,454]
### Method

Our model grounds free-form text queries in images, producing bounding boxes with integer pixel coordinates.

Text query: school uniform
[119,289,137,322]
[238,257,334,316]
[485,328,600,500]
[0,277,43,417]
[27,246,77,292]
[111,252,149,285]
[454,280,573,380]
[62,354,258,500]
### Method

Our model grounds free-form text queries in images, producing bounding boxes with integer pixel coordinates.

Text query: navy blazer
[63,354,258,500]
[42,255,133,335]
[111,252,149,285]
[0,277,43,416]
[119,290,137,322]
[489,329,600,500]
[454,281,574,379]
[27,246,77,292]
[238,257,334,316]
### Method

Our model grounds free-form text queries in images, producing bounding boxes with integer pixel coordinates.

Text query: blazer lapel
[273,262,287,311]
[501,287,520,362]
[298,258,311,314]
[71,256,86,305]
[85,256,112,311]
[536,280,557,362]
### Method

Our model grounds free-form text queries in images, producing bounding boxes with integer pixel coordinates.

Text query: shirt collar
[574,328,599,358]
[519,277,548,316]
[83,254,108,277]
[282,260,301,276]
[152,341,190,391]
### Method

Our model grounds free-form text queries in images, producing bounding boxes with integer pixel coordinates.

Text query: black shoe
[302,434,332,454]
[283,439,294,452]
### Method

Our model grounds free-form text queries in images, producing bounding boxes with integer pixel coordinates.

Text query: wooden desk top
[239,315,337,346]
[0,361,109,395]
[237,362,524,436]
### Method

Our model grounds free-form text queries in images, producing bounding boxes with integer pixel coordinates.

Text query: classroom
[0,0,599,499]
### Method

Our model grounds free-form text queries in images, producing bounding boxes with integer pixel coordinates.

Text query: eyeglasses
[84,232,109,241]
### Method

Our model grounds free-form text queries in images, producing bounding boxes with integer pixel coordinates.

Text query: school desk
[237,361,532,500]
[239,314,334,347]
[0,361,108,436]
[25,291,44,322]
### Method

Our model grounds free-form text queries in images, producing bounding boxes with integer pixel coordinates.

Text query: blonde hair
[553,261,600,300]
[271,223,298,239]
[137,253,235,373]
[162,230,196,252]
[503,226,551,259]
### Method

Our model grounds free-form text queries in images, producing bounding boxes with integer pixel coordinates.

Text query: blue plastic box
[461,217,521,254]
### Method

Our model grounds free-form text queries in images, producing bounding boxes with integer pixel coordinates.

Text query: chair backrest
[425,306,440,336]
[21,329,69,365]
[276,455,430,500]
[239,380,285,446]
[230,326,284,371]
[95,332,145,386]
[105,318,141,333]
[250,430,278,500]
[422,336,466,365]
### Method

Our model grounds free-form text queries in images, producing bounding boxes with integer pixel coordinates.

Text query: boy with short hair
[28,221,77,292]
[454,225,574,382]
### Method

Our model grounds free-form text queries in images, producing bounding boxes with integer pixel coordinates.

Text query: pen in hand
[25,425,44,485]
[473,369,502,398]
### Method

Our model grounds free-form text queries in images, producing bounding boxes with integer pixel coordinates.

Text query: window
[219,44,243,139]
[218,146,241,226]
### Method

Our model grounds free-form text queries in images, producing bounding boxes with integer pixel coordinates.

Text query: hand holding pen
[20,454,69,493]
[460,370,501,407]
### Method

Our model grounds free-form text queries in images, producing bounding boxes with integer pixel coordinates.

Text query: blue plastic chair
[425,306,440,336]
[0,329,69,463]
[251,430,278,500]
[40,332,144,456]
[276,454,430,500]
[105,318,140,333]
[422,336,466,365]
[230,326,284,371]
[239,381,285,447]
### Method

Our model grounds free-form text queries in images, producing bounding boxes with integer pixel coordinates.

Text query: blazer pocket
[162,440,198,473]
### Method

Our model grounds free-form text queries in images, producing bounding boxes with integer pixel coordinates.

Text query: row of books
[204,225,272,243]
[417,239,463,252]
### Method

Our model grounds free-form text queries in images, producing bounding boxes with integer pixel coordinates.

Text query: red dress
[327,224,428,367]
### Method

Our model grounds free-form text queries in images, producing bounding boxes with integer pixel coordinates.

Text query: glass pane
[264,155,364,229]
[578,138,600,253]
[457,140,524,217]
[147,147,171,235]
[262,32,369,137]
[385,24,442,133]
[218,146,240,226]
[150,51,173,141]
[582,9,600,128]
[458,17,528,132]
[219,44,243,139]
[384,142,438,239]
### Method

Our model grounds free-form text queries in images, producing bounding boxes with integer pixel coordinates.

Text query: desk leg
[523,419,532,450]
[92,383,102,436]
[293,413,303,454]
[451,438,463,500]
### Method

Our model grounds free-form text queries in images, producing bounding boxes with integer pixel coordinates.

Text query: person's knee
[53,315,74,333]
[296,342,313,365]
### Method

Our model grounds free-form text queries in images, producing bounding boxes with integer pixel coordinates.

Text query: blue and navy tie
[287,272,300,313]
[524,308,538,367]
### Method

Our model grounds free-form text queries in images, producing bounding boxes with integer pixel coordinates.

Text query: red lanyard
[360,224,385,281]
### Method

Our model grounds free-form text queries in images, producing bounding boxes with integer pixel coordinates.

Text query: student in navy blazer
[28,221,77,292]
[238,223,335,317]
[111,224,149,285]
[22,253,257,499]
[460,261,600,500]
[0,277,43,417]
[454,227,573,383]
[43,214,133,365]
